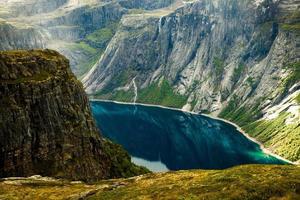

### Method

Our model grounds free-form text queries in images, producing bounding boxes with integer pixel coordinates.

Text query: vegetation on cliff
[0,49,148,182]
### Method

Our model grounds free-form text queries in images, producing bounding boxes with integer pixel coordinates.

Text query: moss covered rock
[0,49,148,182]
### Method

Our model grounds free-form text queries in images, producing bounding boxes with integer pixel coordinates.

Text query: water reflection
[91,101,286,172]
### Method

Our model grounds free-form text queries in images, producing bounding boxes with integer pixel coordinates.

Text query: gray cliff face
[0,21,49,50]
[84,0,247,92]
[83,0,298,113]
[0,0,176,76]
[0,0,68,18]
[82,0,300,162]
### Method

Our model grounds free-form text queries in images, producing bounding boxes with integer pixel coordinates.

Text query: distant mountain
[0,0,176,76]
[82,0,300,162]
[0,49,148,182]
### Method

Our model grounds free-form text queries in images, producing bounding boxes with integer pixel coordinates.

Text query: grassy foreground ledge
[0,165,299,200]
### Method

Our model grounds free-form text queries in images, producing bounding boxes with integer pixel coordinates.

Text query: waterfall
[132,77,138,104]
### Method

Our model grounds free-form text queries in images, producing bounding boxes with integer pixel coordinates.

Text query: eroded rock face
[0,49,147,181]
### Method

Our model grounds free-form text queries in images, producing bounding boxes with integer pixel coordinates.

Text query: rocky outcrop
[82,0,300,162]
[0,49,148,182]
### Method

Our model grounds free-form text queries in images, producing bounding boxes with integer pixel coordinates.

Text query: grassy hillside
[0,165,299,200]
[93,78,188,108]
[219,61,300,163]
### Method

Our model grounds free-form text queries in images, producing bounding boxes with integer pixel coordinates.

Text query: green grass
[219,91,299,162]
[86,23,118,45]
[1,165,299,200]
[231,63,245,83]
[67,41,98,55]
[102,140,150,178]
[86,28,113,43]
[219,61,300,162]
[97,68,137,96]
[280,23,300,33]
[88,165,300,200]
[283,62,300,90]
[219,96,260,126]
[67,23,119,77]
[137,79,188,108]
[213,57,224,80]
[275,62,300,100]
[111,90,135,102]
[66,41,101,77]
[220,104,261,127]
[296,93,300,104]
[94,79,188,108]
[243,112,300,162]
[79,53,102,78]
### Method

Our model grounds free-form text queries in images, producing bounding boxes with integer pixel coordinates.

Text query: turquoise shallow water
[91,101,286,172]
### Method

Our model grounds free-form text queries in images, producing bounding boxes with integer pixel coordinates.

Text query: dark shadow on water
[91,101,286,171]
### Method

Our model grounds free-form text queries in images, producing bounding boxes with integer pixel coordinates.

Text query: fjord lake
[91,101,286,172]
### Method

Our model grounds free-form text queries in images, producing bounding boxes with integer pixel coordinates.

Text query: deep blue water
[91,101,286,172]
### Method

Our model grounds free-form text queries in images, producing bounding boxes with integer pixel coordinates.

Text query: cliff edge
[0,49,148,182]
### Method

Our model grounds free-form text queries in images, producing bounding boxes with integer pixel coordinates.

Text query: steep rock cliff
[0,49,148,182]
[0,0,176,76]
[83,0,300,162]
[0,0,68,18]
[0,20,49,50]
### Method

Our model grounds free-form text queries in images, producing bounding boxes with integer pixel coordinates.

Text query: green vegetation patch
[111,90,135,102]
[231,63,245,83]
[280,23,300,33]
[219,95,262,127]
[137,79,188,108]
[67,41,98,55]
[87,165,300,200]
[1,165,300,200]
[66,41,101,77]
[220,105,261,127]
[243,112,300,162]
[94,79,188,108]
[213,57,225,80]
[296,93,300,104]
[102,139,150,178]
[86,23,118,45]
[67,23,119,77]
[220,91,299,162]
[278,62,300,99]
